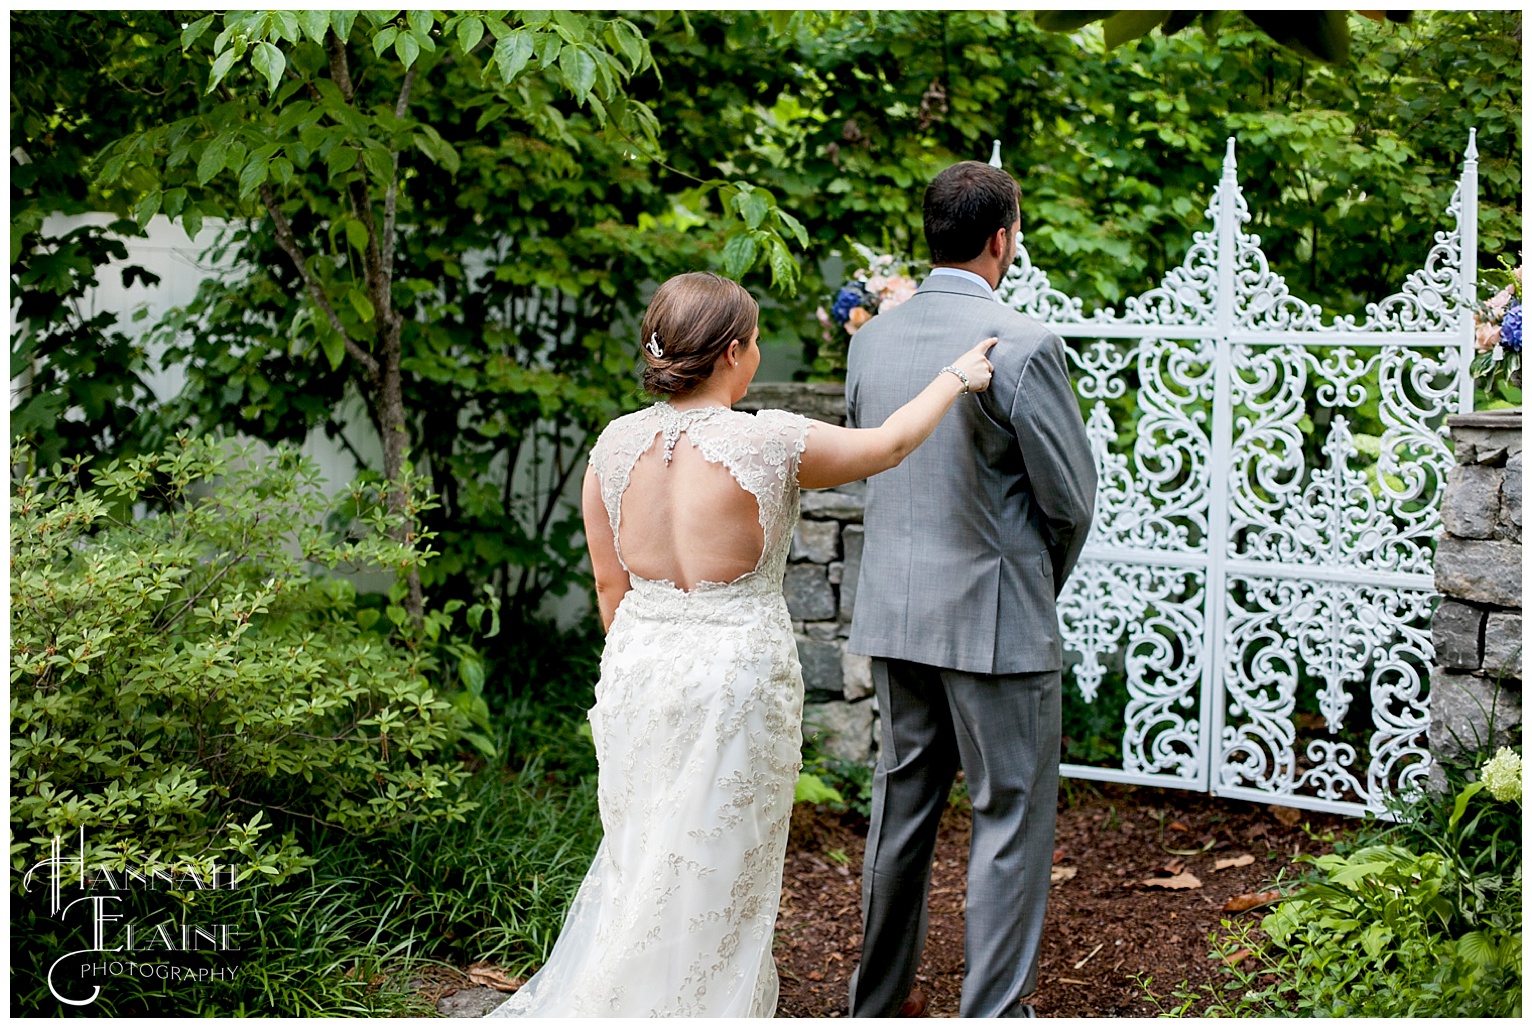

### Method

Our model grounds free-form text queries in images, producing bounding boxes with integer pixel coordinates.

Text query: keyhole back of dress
[616,429,766,591]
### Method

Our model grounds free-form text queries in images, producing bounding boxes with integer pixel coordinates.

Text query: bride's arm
[798,336,997,490]
[582,468,629,631]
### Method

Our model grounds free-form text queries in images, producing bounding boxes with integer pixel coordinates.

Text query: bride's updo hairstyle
[639,271,759,397]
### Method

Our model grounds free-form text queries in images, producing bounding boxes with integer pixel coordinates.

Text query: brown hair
[923,161,1020,263]
[639,272,759,396]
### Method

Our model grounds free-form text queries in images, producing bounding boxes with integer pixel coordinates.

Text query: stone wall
[1430,410,1522,781]
[737,383,879,765]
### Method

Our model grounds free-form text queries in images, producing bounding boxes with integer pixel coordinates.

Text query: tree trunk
[376,311,424,623]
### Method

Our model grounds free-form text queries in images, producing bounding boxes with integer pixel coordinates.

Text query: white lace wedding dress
[489,401,813,1018]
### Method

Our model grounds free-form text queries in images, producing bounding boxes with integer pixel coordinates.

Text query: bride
[490,271,995,1017]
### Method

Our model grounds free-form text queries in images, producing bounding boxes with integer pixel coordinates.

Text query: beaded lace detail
[489,403,812,1018]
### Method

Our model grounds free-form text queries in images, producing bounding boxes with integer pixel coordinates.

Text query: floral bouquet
[1470,256,1522,398]
[817,242,923,337]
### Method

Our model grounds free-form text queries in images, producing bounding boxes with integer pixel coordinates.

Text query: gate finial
[1465,127,1478,162]
[989,140,1002,168]
[1223,137,1237,175]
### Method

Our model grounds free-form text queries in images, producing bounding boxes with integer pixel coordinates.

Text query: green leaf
[360,146,393,184]
[1449,780,1486,829]
[736,187,770,230]
[492,30,534,84]
[237,155,269,199]
[1102,10,1169,50]
[775,208,809,247]
[394,29,420,69]
[475,104,508,132]
[373,25,399,58]
[348,288,376,323]
[206,47,239,93]
[250,41,286,94]
[197,135,231,185]
[329,9,358,42]
[1457,929,1497,967]
[297,10,330,44]
[794,772,843,806]
[536,33,562,69]
[317,321,345,370]
[461,731,497,760]
[559,44,597,103]
[133,190,163,229]
[720,232,759,279]
[162,187,188,218]
[343,218,369,254]
[456,15,484,52]
[181,14,215,51]
[458,652,486,695]
[768,237,798,292]
[182,206,204,240]
[326,145,359,179]
[406,9,432,37]
[608,18,644,71]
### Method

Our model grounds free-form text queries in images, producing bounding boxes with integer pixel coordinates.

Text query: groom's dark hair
[923,162,1020,264]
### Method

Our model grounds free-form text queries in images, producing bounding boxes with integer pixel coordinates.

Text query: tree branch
[327,31,354,103]
[257,183,381,382]
[382,65,417,283]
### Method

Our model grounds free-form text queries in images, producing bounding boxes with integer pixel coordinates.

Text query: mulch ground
[773,779,1350,1018]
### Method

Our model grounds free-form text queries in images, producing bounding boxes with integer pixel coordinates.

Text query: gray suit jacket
[845,273,1096,674]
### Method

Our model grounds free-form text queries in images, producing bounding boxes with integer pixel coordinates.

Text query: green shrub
[1145,749,1522,1018]
[11,435,487,888]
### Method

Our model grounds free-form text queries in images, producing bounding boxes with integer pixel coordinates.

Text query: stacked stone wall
[1430,410,1523,781]
[737,383,879,764]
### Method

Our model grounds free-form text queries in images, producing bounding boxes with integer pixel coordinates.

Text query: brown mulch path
[773,779,1349,1018]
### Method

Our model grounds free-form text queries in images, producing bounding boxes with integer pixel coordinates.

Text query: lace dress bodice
[489,402,813,1018]
[588,401,812,606]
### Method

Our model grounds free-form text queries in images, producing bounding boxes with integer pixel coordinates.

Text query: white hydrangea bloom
[1480,746,1522,803]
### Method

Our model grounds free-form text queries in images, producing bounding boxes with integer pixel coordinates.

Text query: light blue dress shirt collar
[928,266,998,301]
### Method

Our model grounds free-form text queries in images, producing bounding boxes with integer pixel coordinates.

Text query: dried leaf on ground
[1168,821,1191,832]
[1214,853,1255,871]
[1051,866,1078,884]
[1157,858,1186,875]
[1222,889,1282,912]
[1053,847,1066,864]
[1268,804,1302,827]
[1140,872,1202,890]
[466,962,525,992]
[1220,947,1254,966]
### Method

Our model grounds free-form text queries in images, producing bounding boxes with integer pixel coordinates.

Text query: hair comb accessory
[645,332,664,359]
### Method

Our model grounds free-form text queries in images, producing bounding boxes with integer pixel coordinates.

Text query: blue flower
[1501,302,1521,353]
[831,284,871,325]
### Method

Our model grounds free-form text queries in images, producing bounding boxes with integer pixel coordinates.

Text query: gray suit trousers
[848,659,1061,1018]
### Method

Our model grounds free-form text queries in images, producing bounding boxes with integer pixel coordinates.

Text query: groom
[844,161,1096,1018]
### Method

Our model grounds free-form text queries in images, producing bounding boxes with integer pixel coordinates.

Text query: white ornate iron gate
[996,135,1478,816]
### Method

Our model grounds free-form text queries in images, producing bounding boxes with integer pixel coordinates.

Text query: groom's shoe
[898,990,928,1017]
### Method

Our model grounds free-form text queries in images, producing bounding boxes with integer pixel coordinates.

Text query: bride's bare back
[618,430,766,590]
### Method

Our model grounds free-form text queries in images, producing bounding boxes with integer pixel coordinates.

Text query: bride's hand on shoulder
[948,336,998,393]
[798,334,1001,490]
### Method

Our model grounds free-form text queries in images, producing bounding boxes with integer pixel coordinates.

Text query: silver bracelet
[940,365,970,394]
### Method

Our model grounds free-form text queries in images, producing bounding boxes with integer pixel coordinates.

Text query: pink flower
[1476,319,1501,353]
[815,306,833,329]
[846,306,872,334]
[878,276,917,311]
[1488,285,1515,313]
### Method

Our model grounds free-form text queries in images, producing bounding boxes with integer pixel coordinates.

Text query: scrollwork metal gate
[997,135,1478,816]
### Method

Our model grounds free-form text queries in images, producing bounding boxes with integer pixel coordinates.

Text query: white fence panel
[999,135,1477,816]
